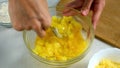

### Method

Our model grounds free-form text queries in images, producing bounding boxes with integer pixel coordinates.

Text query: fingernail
[81,9,89,16]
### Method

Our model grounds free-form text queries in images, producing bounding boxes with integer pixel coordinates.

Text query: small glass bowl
[23,7,94,68]
[0,1,12,28]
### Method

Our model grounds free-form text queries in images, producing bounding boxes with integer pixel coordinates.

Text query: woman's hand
[63,0,105,29]
[9,0,51,37]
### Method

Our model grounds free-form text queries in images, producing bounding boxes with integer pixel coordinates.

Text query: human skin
[8,0,105,37]
[63,0,105,29]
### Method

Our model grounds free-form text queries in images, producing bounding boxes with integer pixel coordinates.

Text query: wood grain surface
[95,0,120,48]
[57,0,120,48]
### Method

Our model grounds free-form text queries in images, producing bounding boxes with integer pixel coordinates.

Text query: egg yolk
[33,16,88,61]
[96,59,120,68]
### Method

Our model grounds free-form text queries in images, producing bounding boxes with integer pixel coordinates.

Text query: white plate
[88,48,120,68]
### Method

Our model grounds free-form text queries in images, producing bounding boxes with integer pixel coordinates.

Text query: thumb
[81,0,93,16]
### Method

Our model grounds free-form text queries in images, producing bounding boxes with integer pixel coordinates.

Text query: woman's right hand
[9,0,51,37]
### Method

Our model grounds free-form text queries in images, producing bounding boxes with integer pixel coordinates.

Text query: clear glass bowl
[23,7,94,68]
[0,1,12,28]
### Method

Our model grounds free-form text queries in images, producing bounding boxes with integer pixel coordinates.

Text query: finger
[63,0,80,13]
[63,0,81,14]
[92,0,105,29]
[63,1,82,16]
[30,0,51,30]
[17,0,37,30]
[12,21,24,31]
[66,1,80,8]
[64,3,74,13]
[25,27,32,30]
[31,19,46,37]
[81,0,93,16]
[66,0,84,8]
[10,14,25,31]
[23,24,32,30]
[9,1,24,31]
[19,0,50,32]
[63,8,71,14]
[38,14,51,30]
[63,9,77,16]
[63,0,84,13]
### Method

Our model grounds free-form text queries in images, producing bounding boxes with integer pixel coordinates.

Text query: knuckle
[32,24,40,30]
[32,26,44,37]
[13,24,23,31]
[25,26,32,30]
[14,27,23,31]
[45,21,51,28]
[42,18,51,29]
[31,19,42,31]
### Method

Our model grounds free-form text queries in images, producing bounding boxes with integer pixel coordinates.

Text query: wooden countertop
[95,0,120,48]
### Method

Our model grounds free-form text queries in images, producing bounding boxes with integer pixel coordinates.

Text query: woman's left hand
[63,0,105,29]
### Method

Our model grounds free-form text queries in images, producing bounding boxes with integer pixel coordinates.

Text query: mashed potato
[33,16,88,61]
[96,59,120,68]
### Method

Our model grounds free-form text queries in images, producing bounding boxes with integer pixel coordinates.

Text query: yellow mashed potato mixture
[33,16,88,61]
[96,59,120,68]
